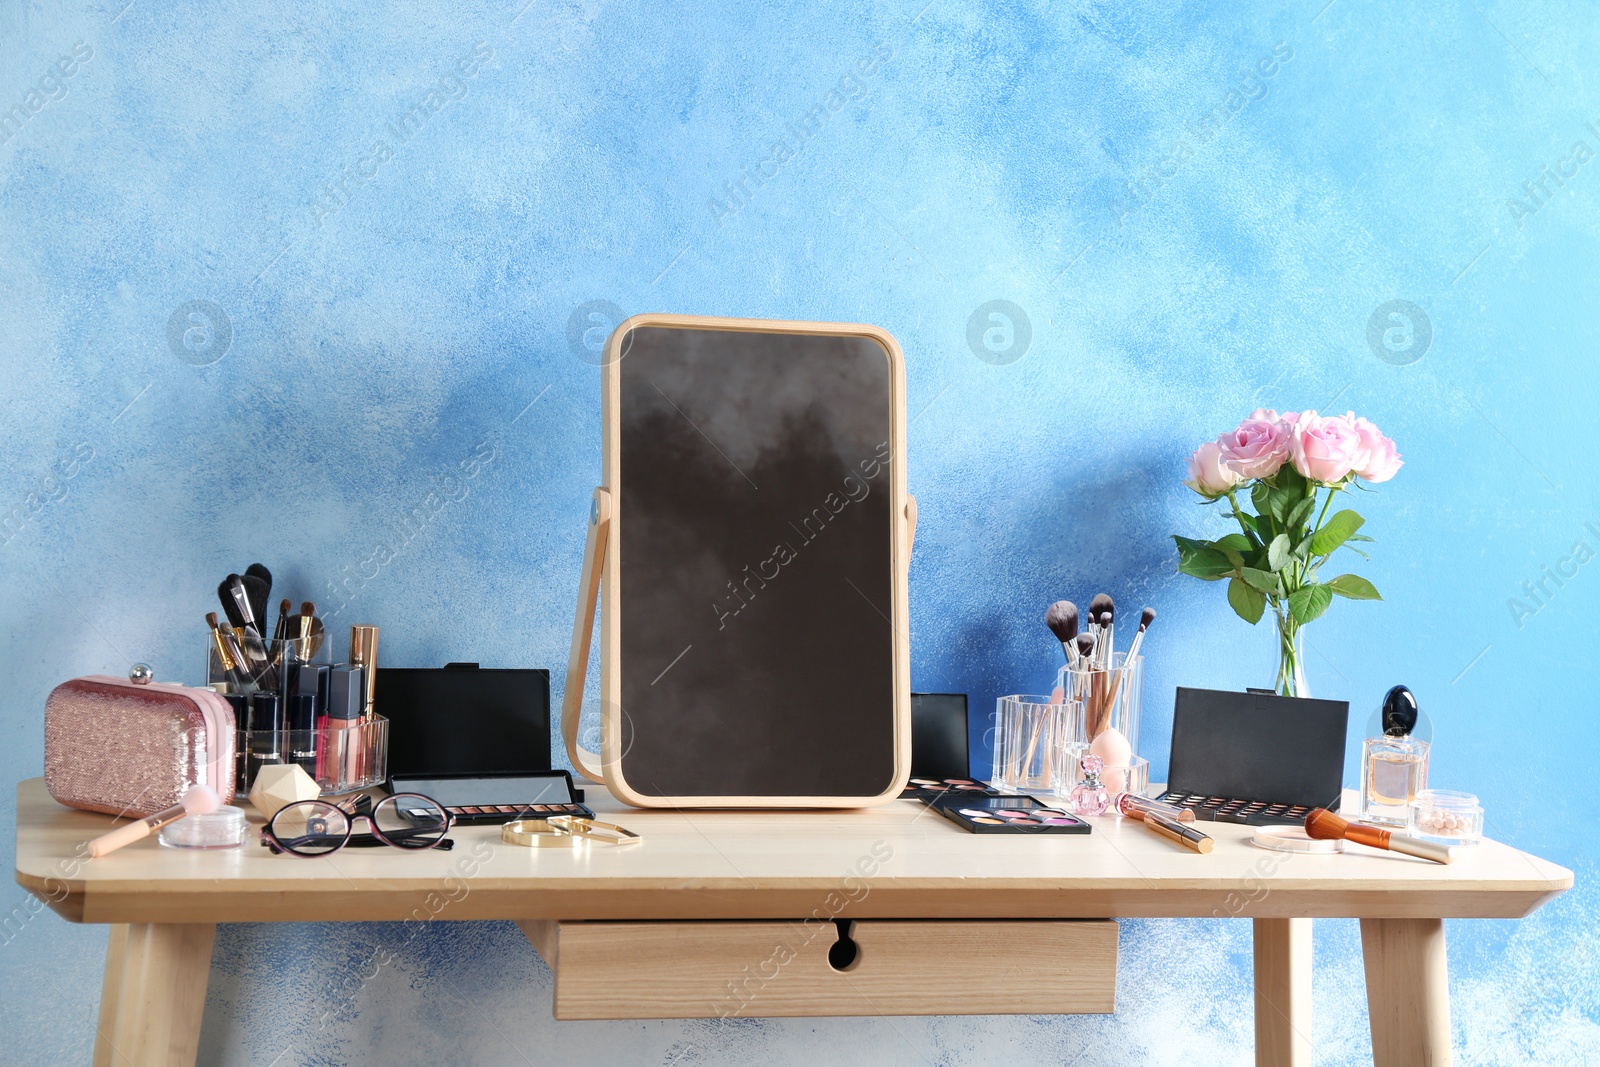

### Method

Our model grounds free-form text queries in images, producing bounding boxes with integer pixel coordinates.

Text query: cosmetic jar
[159,806,248,850]
[1408,790,1482,845]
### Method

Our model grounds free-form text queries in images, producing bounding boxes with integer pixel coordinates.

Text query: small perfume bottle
[1360,685,1429,826]
[1069,754,1110,817]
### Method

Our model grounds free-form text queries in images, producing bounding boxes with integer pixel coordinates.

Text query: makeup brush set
[204,563,387,795]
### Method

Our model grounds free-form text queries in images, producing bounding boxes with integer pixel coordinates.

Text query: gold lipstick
[349,625,379,721]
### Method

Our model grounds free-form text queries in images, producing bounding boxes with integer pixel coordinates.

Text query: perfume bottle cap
[1382,685,1418,737]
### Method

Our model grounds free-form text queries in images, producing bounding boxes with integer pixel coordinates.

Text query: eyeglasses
[261,792,454,856]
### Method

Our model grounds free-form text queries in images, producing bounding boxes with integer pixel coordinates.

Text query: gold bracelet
[501,819,577,848]
[547,815,641,844]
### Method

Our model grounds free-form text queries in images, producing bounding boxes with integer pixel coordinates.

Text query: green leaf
[1251,483,1272,520]
[1267,484,1293,522]
[1213,533,1250,568]
[1310,510,1365,556]
[1179,548,1234,581]
[1228,577,1266,625]
[1241,567,1279,593]
[1347,533,1376,543]
[1288,583,1334,624]
[1172,535,1212,556]
[1267,533,1292,572]
[1343,547,1371,561]
[1327,574,1382,600]
[1285,496,1317,533]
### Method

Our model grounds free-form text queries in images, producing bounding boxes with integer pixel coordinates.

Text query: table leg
[1360,918,1451,1067]
[92,923,216,1067]
[1253,917,1313,1067]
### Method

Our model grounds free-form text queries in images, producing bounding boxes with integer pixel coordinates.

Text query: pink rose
[1348,414,1403,482]
[1185,440,1244,497]
[1290,410,1363,483]
[1217,408,1293,479]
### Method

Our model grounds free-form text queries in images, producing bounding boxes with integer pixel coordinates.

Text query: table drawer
[517,917,1117,1019]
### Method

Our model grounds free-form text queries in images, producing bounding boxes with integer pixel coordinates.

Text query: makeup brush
[244,563,272,626]
[1073,633,1097,703]
[207,613,256,692]
[1098,611,1115,666]
[1124,607,1157,663]
[296,601,325,661]
[1045,601,1080,667]
[87,784,220,857]
[218,574,251,630]
[1304,808,1452,865]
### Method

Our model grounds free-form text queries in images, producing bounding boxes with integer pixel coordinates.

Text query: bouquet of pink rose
[1173,409,1402,697]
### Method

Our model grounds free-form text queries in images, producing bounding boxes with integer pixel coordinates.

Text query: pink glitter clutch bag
[44,668,237,818]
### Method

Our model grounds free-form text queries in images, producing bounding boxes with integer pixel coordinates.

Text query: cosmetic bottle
[289,664,326,770]
[1068,754,1110,817]
[1359,685,1429,827]
[317,668,365,786]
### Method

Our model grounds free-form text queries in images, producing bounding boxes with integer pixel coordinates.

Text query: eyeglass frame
[260,791,456,856]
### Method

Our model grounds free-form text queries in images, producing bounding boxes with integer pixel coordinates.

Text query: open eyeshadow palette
[901,777,1004,800]
[389,770,594,825]
[1154,792,1314,826]
[931,795,1091,835]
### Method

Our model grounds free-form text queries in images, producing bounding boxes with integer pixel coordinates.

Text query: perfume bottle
[1069,754,1110,817]
[1359,685,1429,826]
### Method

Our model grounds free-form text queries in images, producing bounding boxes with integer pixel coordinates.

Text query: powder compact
[931,795,1091,835]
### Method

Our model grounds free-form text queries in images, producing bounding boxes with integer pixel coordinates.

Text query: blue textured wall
[3,0,1596,1062]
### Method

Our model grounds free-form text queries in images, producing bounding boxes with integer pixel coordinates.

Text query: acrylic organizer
[1053,741,1150,802]
[206,635,387,795]
[1057,651,1143,759]
[992,695,1085,792]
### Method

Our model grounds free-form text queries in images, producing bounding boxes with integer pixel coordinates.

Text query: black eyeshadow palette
[1156,791,1314,826]
[931,795,1091,835]
[901,777,1004,800]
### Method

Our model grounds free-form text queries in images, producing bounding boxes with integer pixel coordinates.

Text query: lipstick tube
[1141,811,1214,853]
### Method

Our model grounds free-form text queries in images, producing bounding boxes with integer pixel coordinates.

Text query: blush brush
[1304,808,1452,864]
[1045,601,1080,668]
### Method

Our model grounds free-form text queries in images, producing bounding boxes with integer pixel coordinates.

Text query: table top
[14,778,1571,925]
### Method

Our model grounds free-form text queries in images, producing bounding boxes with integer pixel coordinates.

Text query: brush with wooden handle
[1305,807,1452,864]
[86,785,220,858]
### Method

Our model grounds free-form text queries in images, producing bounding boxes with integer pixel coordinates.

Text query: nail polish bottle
[1359,685,1430,827]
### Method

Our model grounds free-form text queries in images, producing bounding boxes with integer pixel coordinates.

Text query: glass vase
[1274,604,1308,699]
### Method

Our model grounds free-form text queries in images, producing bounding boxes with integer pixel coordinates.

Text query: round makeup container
[1409,790,1483,845]
[159,806,248,850]
[1251,826,1344,854]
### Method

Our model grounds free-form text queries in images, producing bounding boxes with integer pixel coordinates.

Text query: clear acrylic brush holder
[1057,651,1143,759]
[992,695,1086,793]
